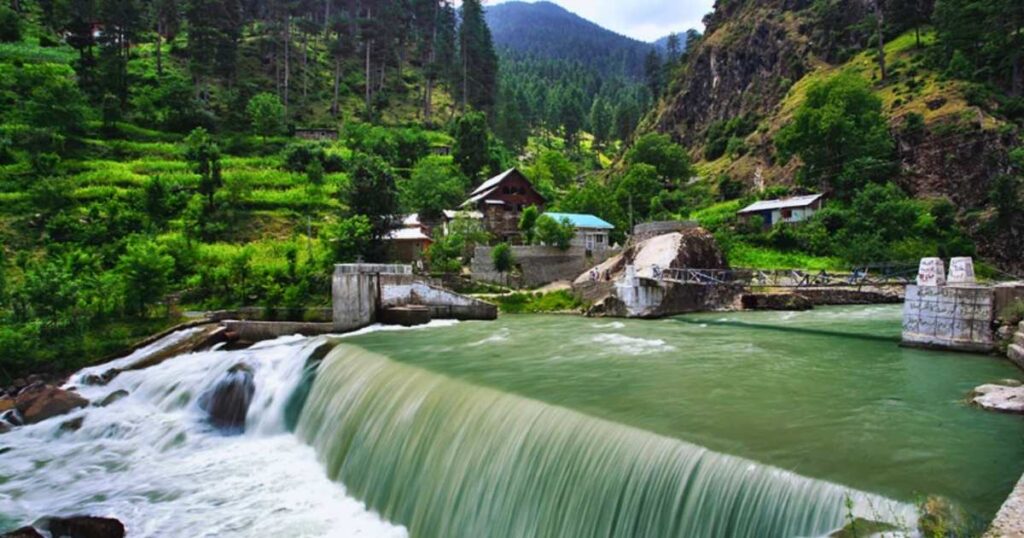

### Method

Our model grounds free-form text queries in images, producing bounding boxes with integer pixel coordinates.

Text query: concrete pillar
[947,257,976,285]
[331,264,412,332]
[916,257,946,287]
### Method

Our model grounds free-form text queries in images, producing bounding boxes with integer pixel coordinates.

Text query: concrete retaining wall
[902,285,995,352]
[472,245,617,287]
[380,273,496,320]
[631,221,698,243]
[222,321,335,342]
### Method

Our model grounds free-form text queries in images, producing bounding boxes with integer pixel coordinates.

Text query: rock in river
[199,364,255,431]
[14,385,88,425]
[970,384,1024,414]
[95,390,129,408]
[2,516,125,538]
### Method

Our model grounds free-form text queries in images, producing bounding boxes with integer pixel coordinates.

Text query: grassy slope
[0,16,465,378]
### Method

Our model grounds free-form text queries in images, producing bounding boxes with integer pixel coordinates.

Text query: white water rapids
[0,328,416,537]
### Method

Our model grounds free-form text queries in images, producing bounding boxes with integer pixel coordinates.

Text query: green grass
[724,242,845,271]
[493,290,585,314]
[0,41,76,64]
[690,200,744,229]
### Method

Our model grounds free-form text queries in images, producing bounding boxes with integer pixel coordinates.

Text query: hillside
[641,0,1024,271]
[485,1,654,80]
[485,1,654,148]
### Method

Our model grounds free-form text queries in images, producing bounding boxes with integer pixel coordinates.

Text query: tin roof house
[737,194,824,228]
[542,212,615,251]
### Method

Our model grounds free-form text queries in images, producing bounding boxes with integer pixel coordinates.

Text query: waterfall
[297,344,917,538]
[2,333,406,537]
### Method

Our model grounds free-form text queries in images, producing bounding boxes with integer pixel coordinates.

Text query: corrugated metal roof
[386,227,433,241]
[543,212,615,230]
[443,210,483,220]
[738,194,823,214]
[469,168,517,197]
[461,186,500,207]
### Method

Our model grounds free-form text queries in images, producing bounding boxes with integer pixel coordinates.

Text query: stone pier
[902,258,996,352]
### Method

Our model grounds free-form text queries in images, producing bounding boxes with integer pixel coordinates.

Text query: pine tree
[152,0,179,77]
[644,49,662,97]
[458,0,498,112]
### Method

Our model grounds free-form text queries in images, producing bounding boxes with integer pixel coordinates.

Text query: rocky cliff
[644,0,1023,269]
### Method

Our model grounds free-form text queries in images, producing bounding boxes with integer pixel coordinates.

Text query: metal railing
[658,265,919,289]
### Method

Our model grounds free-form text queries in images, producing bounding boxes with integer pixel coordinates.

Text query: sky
[482,0,715,42]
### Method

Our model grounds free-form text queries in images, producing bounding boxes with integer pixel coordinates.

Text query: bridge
[656,264,919,289]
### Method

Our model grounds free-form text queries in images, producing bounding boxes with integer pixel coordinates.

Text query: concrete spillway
[332,264,496,332]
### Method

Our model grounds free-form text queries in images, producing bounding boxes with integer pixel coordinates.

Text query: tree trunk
[365,38,372,113]
[461,34,468,112]
[284,14,291,117]
[324,0,331,34]
[302,33,309,100]
[874,0,886,81]
[155,22,164,76]
[332,55,341,116]
[1013,53,1022,97]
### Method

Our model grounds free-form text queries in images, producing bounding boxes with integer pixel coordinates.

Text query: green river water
[334,305,1024,526]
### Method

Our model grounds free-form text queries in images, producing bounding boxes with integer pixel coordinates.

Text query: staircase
[1010,322,1024,370]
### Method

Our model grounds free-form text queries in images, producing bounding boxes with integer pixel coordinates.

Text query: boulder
[573,228,737,318]
[0,422,9,435]
[199,364,255,431]
[15,386,88,425]
[36,516,125,538]
[2,409,24,427]
[95,390,129,408]
[0,398,13,413]
[58,416,85,433]
[970,384,1024,414]
[741,293,813,311]
[1,527,43,538]
[828,517,897,537]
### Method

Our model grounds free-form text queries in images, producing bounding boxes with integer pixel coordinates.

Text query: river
[1,306,1021,536]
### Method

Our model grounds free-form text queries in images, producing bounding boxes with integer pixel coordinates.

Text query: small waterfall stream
[0,333,406,537]
[297,344,917,538]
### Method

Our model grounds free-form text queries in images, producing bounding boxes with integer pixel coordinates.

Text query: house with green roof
[543,212,616,252]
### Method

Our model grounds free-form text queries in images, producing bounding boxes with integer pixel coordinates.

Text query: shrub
[1001,300,1024,325]
[0,6,20,42]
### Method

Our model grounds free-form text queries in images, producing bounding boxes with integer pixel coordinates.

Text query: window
[596,235,604,244]
[781,209,793,220]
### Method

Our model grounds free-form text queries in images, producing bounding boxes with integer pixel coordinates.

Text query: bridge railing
[658,266,919,288]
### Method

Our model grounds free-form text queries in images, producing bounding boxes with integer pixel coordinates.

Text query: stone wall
[471,245,617,288]
[902,285,995,352]
[631,221,699,243]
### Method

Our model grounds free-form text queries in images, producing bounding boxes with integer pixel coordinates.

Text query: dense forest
[486,1,656,149]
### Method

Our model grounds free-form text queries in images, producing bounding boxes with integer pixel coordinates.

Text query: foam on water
[0,330,409,537]
[590,333,676,355]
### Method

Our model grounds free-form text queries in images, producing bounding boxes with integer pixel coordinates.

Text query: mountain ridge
[485,1,654,80]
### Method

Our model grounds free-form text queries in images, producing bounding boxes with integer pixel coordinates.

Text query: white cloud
[481,0,713,42]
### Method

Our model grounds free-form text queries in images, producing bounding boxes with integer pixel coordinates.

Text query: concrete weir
[332,263,497,331]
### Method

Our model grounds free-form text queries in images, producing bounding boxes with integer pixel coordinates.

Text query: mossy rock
[829,517,898,537]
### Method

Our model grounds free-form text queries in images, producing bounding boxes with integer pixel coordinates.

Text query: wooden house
[461,168,546,243]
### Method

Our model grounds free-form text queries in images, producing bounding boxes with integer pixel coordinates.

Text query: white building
[737,194,824,228]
